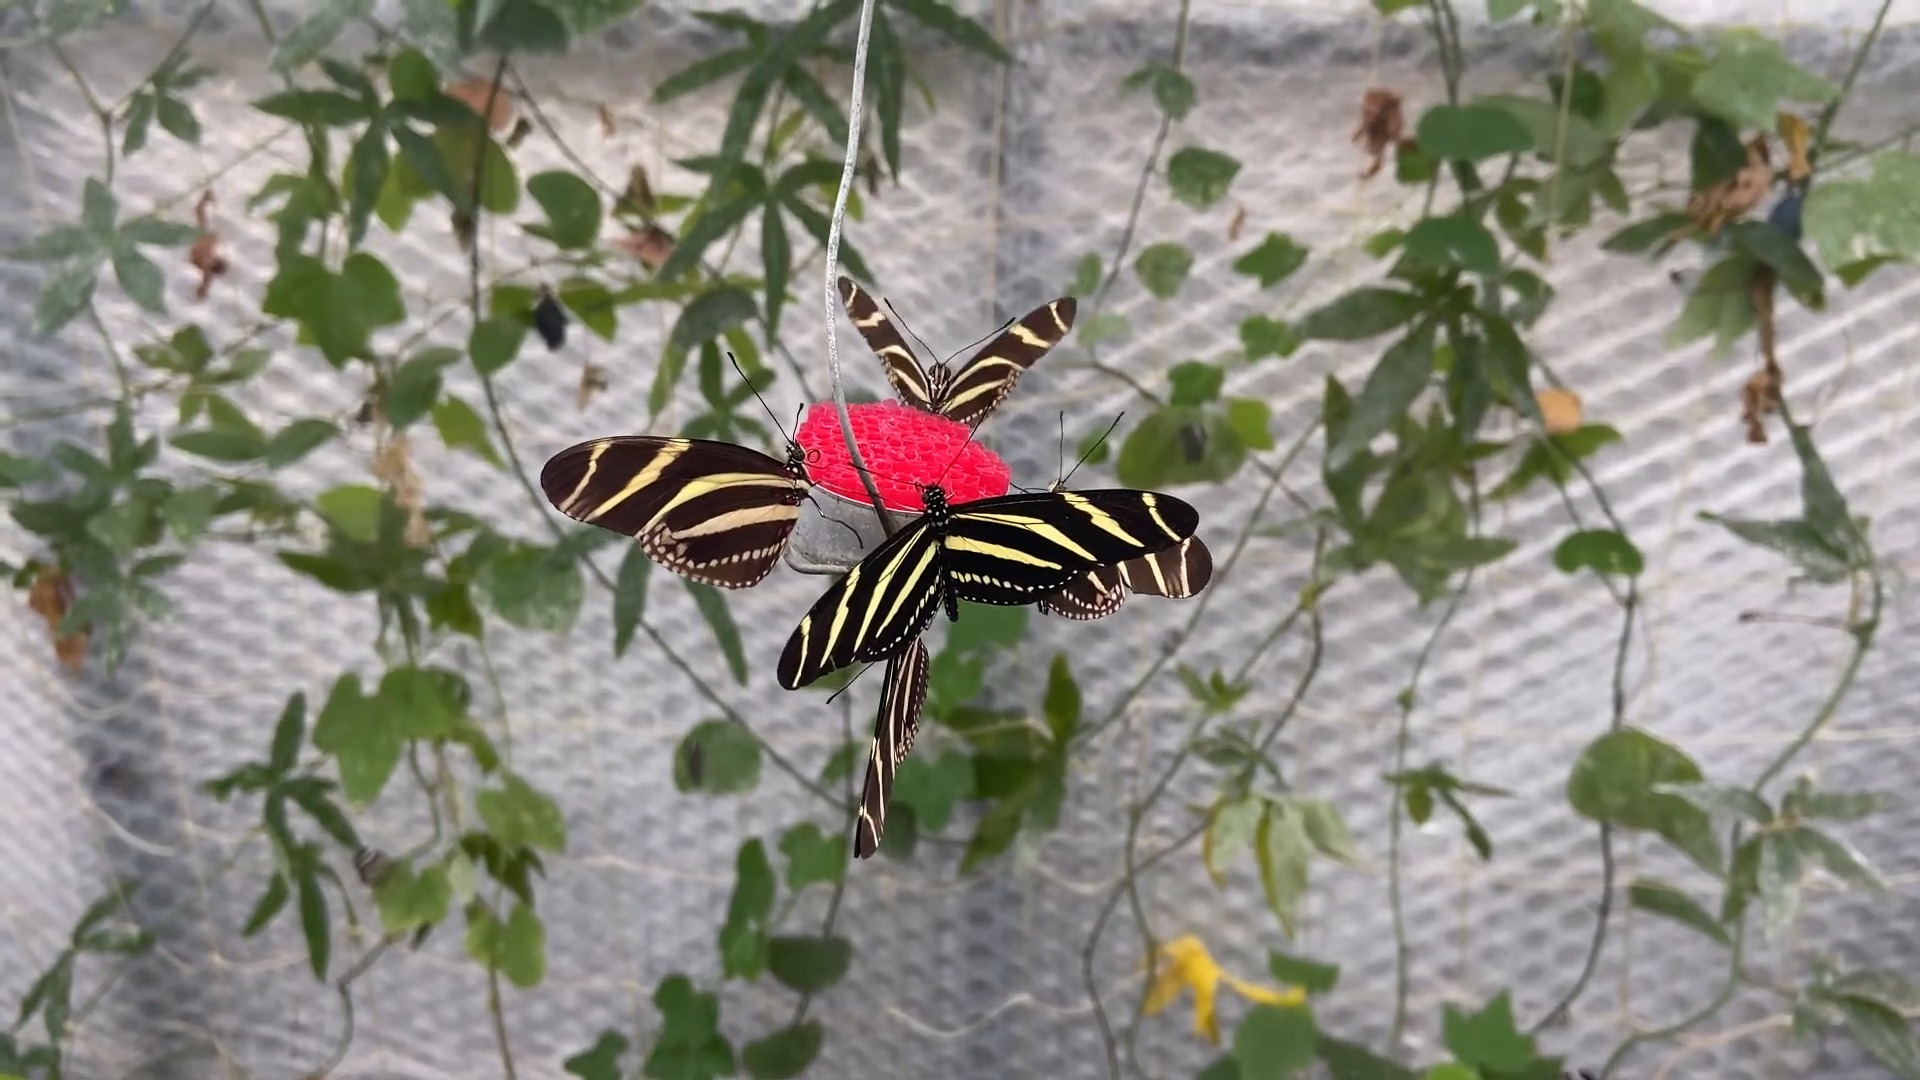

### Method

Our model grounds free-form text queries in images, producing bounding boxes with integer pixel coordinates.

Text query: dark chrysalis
[1177,420,1209,463]
[533,285,567,351]
[505,117,534,149]
[682,737,705,787]
[353,846,393,887]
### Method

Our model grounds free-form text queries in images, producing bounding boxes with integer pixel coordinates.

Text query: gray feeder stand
[784,488,895,576]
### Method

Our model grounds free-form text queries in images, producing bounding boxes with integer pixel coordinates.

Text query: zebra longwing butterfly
[838,276,1076,429]
[854,635,929,858]
[1039,536,1215,621]
[777,485,1198,689]
[539,436,811,588]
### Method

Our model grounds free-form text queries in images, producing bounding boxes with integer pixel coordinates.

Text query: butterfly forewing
[941,489,1198,606]
[778,518,946,689]
[540,436,808,588]
[855,636,929,859]
[1121,536,1214,598]
[838,277,935,411]
[938,296,1077,428]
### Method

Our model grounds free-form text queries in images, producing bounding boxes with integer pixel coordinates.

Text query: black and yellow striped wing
[838,276,1077,429]
[1040,537,1215,620]
[778,488,1198,688]
[539,436,809,588]
[855,636,929,859]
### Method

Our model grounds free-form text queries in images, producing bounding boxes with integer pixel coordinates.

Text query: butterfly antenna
[883,296,941,368]
[727,351,791,443]
[824,660,881,707]
[1055,412,1067,490]
[1059,412,1125,490]
[942,311,1019,366]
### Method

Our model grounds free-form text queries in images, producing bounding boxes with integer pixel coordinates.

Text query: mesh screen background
[3,1,1920,1077]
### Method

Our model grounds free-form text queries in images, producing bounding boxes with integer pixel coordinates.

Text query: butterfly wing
[838,276,937,412]
[854,636,930,859]
[941,489,1198,606]
[778,517,945,689]
[937,296,1077,428]
[540,436,807,588]
[1038,564,1127,621]
[1119,536,1214,599]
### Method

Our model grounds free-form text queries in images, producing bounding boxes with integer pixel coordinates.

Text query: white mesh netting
[4,1,1920,1078]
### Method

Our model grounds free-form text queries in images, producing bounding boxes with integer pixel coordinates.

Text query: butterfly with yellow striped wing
[1039,537,1215,620]
[777,484,1198,689]
[539,436,811,589]
[854,636,929,858]
[838,276,1076,429]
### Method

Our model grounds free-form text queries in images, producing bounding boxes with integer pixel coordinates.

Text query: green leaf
[1567,728,1720,872]
[612,544,652,658]
[564,1032,631,1080]
[1135,242,1193,299]
[1168,147,1241,210]
[1267,950,1341,994]
[317,484,384,543]
[1255,805,1312,936]
[644,975,735,1080]
[1727,220,1822,296]
[1441,991,1535,1073]
[1804,150,1920,271]
[1298,288,1422,341]
[252,88,373,126]
[1791,826,1884,891]
[778,823,845,890]
[262,253,405,366]
[719,839,775,980]
[266,691,307,774]
[480,544,584,632]
[1041,653,1081,743]
[1666,253,1757,358]
[265,419,340,468]
[269,0,372,72]
[1233,232,1309,288]
[742,1023,823,1080]
[295,853,330,978]
[1232,1004,1319,1080]
[466,901,546,987]
[1168,361,1225,407]
[110,242,166,313]
[1402,215,1500,274]
[346,123,390,248]
[477,0,570,52]
[171,428,267,463]
[1629,878,1731,947]
[654,47,759,103]
[761,206,792,340]
[374,862,452,933]
[1121,63,1196,121]
[432,396,505,467]
[893,750,972,832]
[469,317,527,377]
[1787,421,1864,561]
[1327,324,1434,471]
[674,719,761,795]
[887,0,1011,62]
[1837,997,1920,1079]
[766,935,851,993]
[242,874,290,937]
[526,171,602,249]
[685,582,748,684]
[1551,528,1644,577]
[386,350,451,428]
[311,674,403,804]
[1416,104,1534,162]
[1319,1038,1420,1080]
[1225,398,1274,450]
[477,773,568,852]
[1653,782,1772,824]
[160,484,220,543]
[1699,514,1853,583]
[1691,30,1836,131]
[1241,315,1300,361]
[34,257,101,336]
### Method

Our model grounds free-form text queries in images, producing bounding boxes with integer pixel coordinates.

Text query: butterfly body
[778,485,1198,689]
[839,277,1076,429]
[540,436,811,588]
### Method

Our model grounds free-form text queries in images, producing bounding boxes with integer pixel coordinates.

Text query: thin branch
[1809,0,1896,167]
[820,0,894,531]
[1089,0,1192,315]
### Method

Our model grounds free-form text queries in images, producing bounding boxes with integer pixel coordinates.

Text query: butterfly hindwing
[1037,563,1127,620]
[540,436,808,588]
[940,489,1198,606]
[855,636,930,859]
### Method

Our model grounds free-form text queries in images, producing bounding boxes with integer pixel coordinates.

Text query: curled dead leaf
[1227,205,1246,242]
[1741,364,1782,444]
[372,432,431,548]
[598,104,616,138]
[1687,136,1772,235]
[614,225,675,269]
[621,164,656,215]
[1535,388,1583,435]
[576,362,610,411]
[1777,111,1811,182]
[27,564,88,673]
[1354,87,1406,180]
[446,78,514,132]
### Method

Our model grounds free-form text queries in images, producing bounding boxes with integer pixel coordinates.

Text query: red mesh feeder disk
[796,401,1011,513]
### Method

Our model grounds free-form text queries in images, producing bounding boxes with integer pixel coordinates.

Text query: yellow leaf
[1535,388,1582,435]
[1777,111,1811,182]
[1140,935,1303,1046]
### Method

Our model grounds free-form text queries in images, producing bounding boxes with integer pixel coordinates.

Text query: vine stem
[820,0,893,531]
[1809,0,1895,165]
[1087,0,1192,315]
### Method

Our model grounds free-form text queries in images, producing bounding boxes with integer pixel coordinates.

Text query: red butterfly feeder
[794,400,1010,514]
